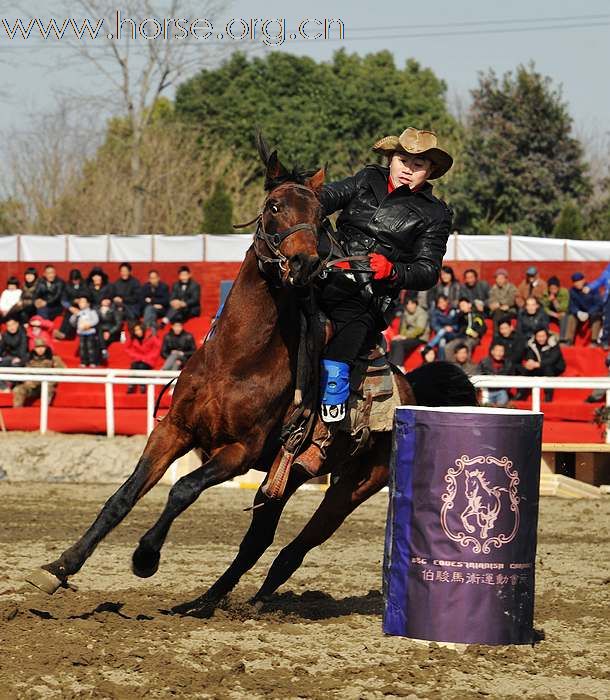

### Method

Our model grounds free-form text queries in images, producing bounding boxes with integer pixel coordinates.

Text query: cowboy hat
[372,127,453,179]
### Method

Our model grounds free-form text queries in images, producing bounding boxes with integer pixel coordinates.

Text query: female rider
[295,127,454,474]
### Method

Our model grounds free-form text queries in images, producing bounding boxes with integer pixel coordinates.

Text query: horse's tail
[405,361,478,408]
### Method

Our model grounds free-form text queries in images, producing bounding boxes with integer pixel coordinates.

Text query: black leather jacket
[319,164,453,295]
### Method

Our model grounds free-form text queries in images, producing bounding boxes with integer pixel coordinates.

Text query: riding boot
[293,416,338,476]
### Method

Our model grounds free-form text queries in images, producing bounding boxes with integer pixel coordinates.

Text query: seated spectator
[163,266,201,326]
[517,297,549,340]
[124,322,161,393]
[541,276,569,342]
[0,318,28,391]
[444,297,486,362]
[110,263,142,322]
[521,327,566,402]
[516,266,547,309]
[488,268,517,324]
[13,267,39,323]
[494,317,527,366]
[388,297,429,366]
[0,276,22,321]
[12,337,65,407]
[450,342,477,377]
[56,269,88,340]
[86,267,111,309]
[33,265,65,320]
[161,320,197,371]
[477,343,515,407]
[26,315,54,352]
[70,296,100,367]
[459,268,490,314]
[424,294,458,360]
[586,262,610,350]
[420,345,438,365]
[97,298,124,360]
[566,272,603,346]
[427,265,461,309]
[142,269,170,334]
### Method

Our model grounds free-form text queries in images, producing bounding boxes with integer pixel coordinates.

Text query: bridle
[234,181,372,283]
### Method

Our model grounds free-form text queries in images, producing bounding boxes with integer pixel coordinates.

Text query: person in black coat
[522,327,566,401]
[97,297,124,360]
[109,262,142,321]
[33,265,65,320]
[516,296,550,340]
[56,269,89,340]
[163,266,201,325]
[296,126,454,473]
[0,318,29,390]
[160,320,197,370]
[493,316,527,366]
[86,267,111,309]
[142,269,170,333]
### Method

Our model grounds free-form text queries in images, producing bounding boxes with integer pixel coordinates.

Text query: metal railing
[0,368,609,443]
[0,367,179,437]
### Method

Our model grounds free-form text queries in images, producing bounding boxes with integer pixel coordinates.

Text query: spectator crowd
[0,264,201,406]
[387,263,610,407]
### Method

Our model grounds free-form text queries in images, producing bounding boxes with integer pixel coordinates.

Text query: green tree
[175,50,459,181]
[447,64,591,235]
[552,201,584,238]
[201,181,234,234]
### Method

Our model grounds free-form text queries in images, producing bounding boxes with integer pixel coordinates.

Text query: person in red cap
[296,127,454,474]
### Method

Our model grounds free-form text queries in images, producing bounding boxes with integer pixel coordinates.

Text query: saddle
[261,311,401,500]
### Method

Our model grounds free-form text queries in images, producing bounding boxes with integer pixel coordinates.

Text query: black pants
[389,338,423,366]
[79,334,100,365]
[318,275,382,365]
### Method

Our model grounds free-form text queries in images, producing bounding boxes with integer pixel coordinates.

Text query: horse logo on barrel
[440,455,521,554]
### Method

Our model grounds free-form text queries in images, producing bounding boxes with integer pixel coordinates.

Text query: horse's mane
[265,165,318,192]
[467,469,491,489]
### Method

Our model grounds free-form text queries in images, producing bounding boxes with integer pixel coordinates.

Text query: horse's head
[464,470,479,497]
[254,133,324,287]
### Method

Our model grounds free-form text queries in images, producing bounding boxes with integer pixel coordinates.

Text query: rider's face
[389,152,432,190]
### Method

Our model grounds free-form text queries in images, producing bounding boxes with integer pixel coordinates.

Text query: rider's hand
[369,253,395,281]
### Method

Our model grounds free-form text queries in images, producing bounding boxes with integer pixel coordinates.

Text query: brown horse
[28,143,476,608]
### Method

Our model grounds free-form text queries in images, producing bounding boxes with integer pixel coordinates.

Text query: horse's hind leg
[171,469,310,616]
[132,441,251,579]
[253,437,391,601]
[31,419,193,591]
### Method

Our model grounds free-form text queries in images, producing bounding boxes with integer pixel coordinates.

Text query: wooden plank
[542,443,610,453]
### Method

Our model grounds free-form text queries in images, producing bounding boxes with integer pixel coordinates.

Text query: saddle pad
[340,373,403,434]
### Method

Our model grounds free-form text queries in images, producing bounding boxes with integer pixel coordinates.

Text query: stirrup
[320,359,349,424]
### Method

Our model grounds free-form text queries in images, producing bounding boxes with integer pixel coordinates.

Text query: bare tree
[39,0,238,232]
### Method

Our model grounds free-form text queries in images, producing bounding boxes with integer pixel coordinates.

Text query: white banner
[0,236,18,261]
[67,235,109,262]
[154,235,204,262]
[20,235,67,261]
[566,239,610,261]
[205,234,252,262]
[510,236,567,261]
[108,235,153,262]
[453,235,509,261]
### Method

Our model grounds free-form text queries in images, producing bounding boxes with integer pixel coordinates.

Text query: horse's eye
[270,203,279,214]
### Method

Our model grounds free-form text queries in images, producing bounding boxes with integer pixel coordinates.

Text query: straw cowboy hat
[372,127,453,179]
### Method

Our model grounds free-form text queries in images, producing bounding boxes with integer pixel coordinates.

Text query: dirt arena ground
[0,481,609,700]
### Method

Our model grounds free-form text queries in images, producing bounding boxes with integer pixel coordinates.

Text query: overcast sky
[1,0,608,142]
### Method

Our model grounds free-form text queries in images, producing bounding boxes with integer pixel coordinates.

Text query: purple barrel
[383,406,543,645]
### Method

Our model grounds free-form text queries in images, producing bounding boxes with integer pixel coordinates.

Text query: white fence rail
[0,369,609,443]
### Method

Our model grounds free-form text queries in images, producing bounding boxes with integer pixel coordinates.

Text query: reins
[233,183,374,279]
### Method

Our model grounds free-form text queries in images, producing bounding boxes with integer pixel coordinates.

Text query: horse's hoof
[25,568,63,595]
[131,546,160,579]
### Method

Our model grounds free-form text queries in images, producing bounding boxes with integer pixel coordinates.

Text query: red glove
[369,253,395,281]
[334,260,351,270]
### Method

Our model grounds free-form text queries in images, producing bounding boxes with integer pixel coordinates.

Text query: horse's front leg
[252,436,391,602]
[171,468,310,617]
[131,441,253,579]
[461,506,476,533]
[28,419,193,593]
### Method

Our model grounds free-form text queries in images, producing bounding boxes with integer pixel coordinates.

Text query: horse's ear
[306,166,326,195]
[264,150,289,190]
[255,129,272,165]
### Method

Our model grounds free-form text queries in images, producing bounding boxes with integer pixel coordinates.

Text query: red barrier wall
[0,259,607,322]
